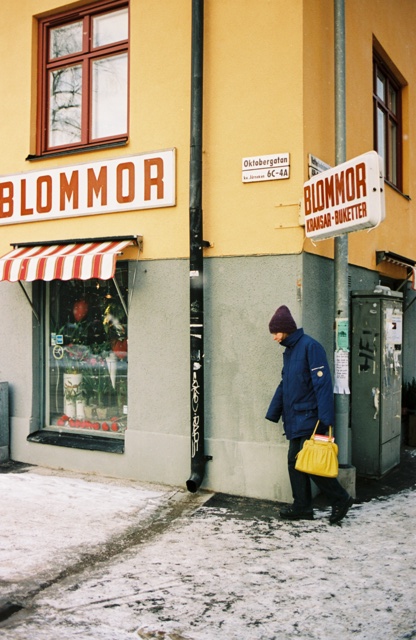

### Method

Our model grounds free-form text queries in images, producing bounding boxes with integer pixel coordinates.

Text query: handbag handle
[312,420,333,439]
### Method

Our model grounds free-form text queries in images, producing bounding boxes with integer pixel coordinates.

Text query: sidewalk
[354,445,416,501]
[0,448,415,640]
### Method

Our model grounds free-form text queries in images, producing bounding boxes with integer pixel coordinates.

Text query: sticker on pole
[303,151,385,240]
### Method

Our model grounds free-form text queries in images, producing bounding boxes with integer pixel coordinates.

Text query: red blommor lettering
[37,175,52,214]
[60,171,79,211]
[21,179,33,216]
[87,167,107,207]
[0,181,13,218]
[116,162,135,203]
[144,157,164,201]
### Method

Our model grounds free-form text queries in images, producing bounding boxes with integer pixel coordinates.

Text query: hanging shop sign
[242,153,290,183]
[0,149,176,225]
[303,151,385,240]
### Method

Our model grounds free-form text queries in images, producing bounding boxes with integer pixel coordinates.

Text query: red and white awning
[0,239,134,282]
[376,250,416,291]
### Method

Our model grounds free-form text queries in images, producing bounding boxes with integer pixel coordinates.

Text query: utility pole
[334,0,351,466]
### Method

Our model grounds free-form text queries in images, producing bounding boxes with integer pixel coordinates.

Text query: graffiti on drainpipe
[191,358,201,457]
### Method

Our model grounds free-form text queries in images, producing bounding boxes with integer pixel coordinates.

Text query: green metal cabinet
[351,289,402,477]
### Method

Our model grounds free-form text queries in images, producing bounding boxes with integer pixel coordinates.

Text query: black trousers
[288,436,349,511]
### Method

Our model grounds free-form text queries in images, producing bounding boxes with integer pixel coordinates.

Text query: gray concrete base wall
[4,254,413,500]
[0,381,9,462]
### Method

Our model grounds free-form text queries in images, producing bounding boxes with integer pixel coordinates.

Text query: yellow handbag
[295,421,339,478]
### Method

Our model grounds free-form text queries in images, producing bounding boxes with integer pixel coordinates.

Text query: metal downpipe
[186,0,211,493]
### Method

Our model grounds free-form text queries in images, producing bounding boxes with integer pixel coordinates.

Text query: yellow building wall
[0,0,308,262]
[302,0,335,262]
[202,0,305,257]
[303,0,416,279]
[0,0,193,260]
[0,0,414,272]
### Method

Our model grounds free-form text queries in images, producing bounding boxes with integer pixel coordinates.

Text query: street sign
[303,151,385,240]
[308,153,331,178]
[242,153,289,183]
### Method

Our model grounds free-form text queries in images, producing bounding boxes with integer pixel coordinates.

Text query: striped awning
[0,239,134,282]
[376,250,416,291]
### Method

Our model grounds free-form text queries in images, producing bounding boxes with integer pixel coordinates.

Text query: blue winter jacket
[265,328,335,440]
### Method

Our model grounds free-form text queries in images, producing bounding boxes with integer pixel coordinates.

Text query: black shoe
[279,506,314,521]
[329,496,354,524]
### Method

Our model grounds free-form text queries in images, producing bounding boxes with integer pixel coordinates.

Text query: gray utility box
[351,289,402,478]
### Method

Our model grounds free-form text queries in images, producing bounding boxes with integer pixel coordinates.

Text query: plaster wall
[5,249,411,499]
[6,254,304,501]
[401,285,416,384]
[303,0,416,282]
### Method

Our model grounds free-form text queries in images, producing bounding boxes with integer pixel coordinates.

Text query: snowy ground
[0,462,415,640]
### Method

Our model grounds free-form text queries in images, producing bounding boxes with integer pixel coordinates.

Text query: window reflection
[389,120,397,184]
[376,71,385,100]
[377,106,386,176]
[50,21,83,59]
[49,65,82,146]
[93,9,128,47]
[92,54,128,139]
[388,84,397,115]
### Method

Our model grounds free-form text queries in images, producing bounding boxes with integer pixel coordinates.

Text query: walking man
[266,305,354,523]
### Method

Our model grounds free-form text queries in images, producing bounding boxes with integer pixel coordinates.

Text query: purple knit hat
[269,305,297,334]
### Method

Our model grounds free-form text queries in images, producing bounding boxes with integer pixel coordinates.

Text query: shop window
[373,53,402,190]
[47,264,128,439]
[37,1,129,155]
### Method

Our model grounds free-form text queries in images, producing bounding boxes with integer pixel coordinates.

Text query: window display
[47,264,128,437]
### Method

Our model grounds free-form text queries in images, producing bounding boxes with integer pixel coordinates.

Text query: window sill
[27,430,124,454]
[26,138,129,162]
[385,180,411,201]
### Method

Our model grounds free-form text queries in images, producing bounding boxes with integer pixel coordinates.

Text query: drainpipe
[186,0,211,492]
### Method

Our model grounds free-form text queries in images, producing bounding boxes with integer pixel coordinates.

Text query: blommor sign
[303,151,385,240]
[0,149,176,225]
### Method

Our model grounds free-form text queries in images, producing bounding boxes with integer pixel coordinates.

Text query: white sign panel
[386,310,402,345]
[0,149,176,225]
[303,151,385,240]
[242,153,289,183]
[334,350,351,394]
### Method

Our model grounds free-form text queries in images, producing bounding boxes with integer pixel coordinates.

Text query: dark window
[373,53,402,189]
[46,264,128,439]
[38,1,129,155]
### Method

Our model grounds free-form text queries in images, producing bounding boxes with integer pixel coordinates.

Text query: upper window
[38,1,129,155]
[373,53,402,190]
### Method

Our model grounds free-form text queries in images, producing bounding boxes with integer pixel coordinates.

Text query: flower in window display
[102,302,128,408]
[103,302,128,360]
[111,338,128,359]
[115,377,127,413]
[72,298,89,323]
[81,352,113,413]
[59,313,89,342]
[56,313,90,374]
[64,343,90,374]
[59,342,91,420]
[51,341,87,421]
[62,367,84,421]
[54,291,128,425]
